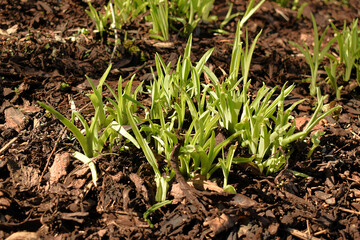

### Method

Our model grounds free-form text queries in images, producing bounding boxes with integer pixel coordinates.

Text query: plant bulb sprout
[126,101,170,202]
[205,17,340,175]
[39,101,113,187]
[324,60,342,99]
[149,0,169,41]
[86,0,148,39]
[105,73,145,149]
[331,19,360,83]
[39,64,144,186]
[86,1,111,38]
[170,0,216,36]
[179,116,242,180]
[290,13,336,96]
[219,143,237,193]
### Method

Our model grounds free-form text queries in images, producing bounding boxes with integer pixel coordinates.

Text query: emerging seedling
[126,101,170,202]
[324,60,342,99]
[290,13,336,96]
[306,131,325,160]
[39,64,143,186]
[149,0,169,41]
[331,19,360,83]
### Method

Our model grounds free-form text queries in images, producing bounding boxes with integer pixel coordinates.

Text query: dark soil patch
[1,0,360,239]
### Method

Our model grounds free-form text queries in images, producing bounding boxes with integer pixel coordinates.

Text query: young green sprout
[290,13,336,96]
[331,19,360,83]
[149,0,169,41]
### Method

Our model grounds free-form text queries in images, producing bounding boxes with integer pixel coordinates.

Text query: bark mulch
[0,0,360,239]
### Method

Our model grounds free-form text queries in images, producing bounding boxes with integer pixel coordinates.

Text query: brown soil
[1,0,360,239]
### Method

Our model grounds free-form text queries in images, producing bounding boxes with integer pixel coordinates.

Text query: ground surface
[1,0,360,239]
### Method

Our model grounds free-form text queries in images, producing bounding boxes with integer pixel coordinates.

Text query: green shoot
[149,0,169,41]
[86,64,113,128]
[143,200,172,228]
[216,3,243,34]
[105,74,145,149]
[126,102,170,202]
[170,0,216,36]
[86,0,147,39]
[38,103,99,159]
[219,143,237,193]
[290,13,336,96]
[37,103,114,186]
[331,19,360,85]
[306,131,325,160]
[85,1,111,38]
[324,60,342,99]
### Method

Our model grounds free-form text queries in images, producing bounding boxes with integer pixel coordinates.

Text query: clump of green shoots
[126,102,171,202]
[290,13,336,96]
[306,131,325,160]
[39,65,115,186]
[170,0,216,36]
[43,0,342,211]
[86,0,263,41]
[330,19,360,91]
[291,15,360,99]
[86,0,147,38]
[39,64,141,186]
[206,19,340,175]
[149,0,169,41]
[86,2,111,38]
[324,59,342,99]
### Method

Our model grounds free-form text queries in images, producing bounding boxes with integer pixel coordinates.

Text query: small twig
[275,8,289,22]
[37,126,67,190]
[285,227,321,240]
[305,193,312,239]
[334,143,350,154]
[122,63,147,81]
[351,131,360,140]
[313,230,327,236]
[0,137,18,155]
[338,207,360,215]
